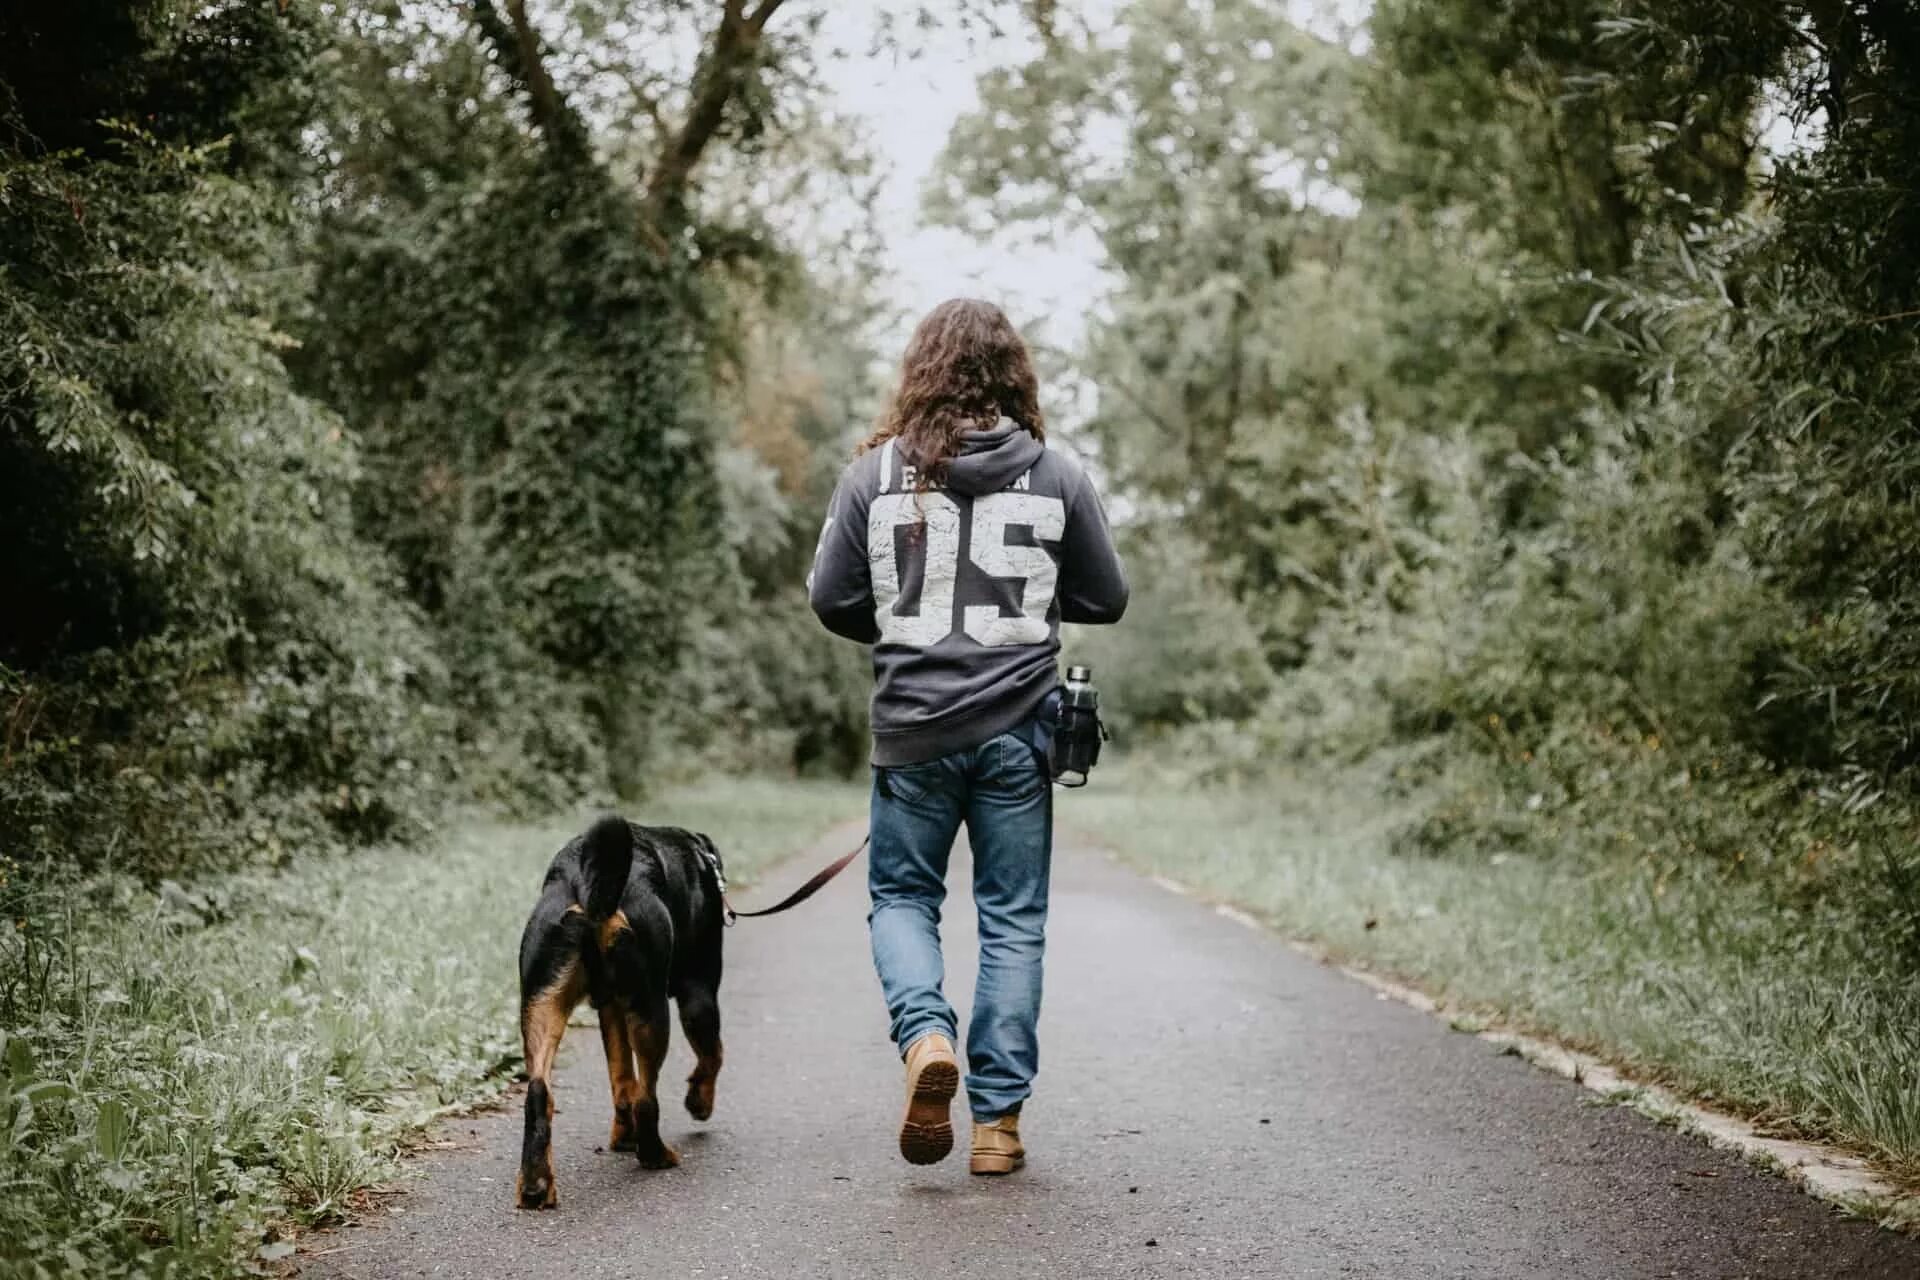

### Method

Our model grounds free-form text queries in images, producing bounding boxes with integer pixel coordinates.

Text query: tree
[936,1,1369,666]
[302,0,839,797]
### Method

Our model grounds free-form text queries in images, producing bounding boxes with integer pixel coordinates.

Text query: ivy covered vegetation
[2,0,877,887]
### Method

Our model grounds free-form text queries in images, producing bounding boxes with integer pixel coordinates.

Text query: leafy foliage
[2,0,898,882]
[1,2,459,878]
[942,0,1920,973]
[303,31,717,801]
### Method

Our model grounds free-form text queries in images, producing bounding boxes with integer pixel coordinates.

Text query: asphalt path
[300,823,1920,1279]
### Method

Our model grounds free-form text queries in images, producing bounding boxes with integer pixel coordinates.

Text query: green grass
[1069,760,1920,1190]
[0,776,863,1279]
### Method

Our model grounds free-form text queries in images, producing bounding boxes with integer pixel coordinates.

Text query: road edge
[1133,864,1920,1235]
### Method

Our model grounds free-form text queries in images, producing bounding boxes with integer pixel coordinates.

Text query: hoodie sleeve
[1057,464,1129,625]
[808,460,880,643]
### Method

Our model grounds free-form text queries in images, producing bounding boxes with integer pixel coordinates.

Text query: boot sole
[899,1058,959,1165]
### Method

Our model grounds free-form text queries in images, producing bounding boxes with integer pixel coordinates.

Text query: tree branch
[1028,0,1059,52]
[746,0,789,34]
[502,0,565,133]
[469,0,588,157]
[642,0,783,228]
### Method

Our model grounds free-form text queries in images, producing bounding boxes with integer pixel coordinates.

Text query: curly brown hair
[861,299,1045,485]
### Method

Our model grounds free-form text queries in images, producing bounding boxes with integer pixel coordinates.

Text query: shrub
[1,33,460,879]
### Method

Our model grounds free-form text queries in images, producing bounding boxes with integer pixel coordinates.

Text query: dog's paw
[638,1143,681,1170]
[609,1111,639,1153]
[515,1169,558,1210]
[685,1079,715,1122]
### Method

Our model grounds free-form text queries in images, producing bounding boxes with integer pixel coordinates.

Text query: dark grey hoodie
[808,419,1129,766]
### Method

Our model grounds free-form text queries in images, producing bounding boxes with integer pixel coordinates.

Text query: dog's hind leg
[516,958,583,1210]
[677,985,723,1121]
[625,997,679,1169]
[598,1003,642,1152]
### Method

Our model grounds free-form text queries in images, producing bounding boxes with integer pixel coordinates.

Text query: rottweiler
[514,816,727,1209]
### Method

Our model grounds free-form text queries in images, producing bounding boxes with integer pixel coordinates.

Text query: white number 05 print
[868,491,1065,648]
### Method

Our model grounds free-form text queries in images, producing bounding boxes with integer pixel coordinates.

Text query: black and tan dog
[515,816,727,1209]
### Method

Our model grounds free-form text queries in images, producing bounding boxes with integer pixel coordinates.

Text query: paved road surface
[301,824,1920,1279]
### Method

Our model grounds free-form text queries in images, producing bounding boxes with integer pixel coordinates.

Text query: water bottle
[1050,664,1104,787]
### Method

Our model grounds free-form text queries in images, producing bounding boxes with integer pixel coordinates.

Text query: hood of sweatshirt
[943,417,1046,496]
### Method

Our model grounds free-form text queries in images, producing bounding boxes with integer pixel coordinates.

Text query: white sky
[809,1,1370,365]
[812,6,1115,361]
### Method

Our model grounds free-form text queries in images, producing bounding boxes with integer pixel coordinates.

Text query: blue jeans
[868,730,1053,1122]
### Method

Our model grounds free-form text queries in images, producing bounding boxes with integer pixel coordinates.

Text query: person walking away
[808,298,1129,1174]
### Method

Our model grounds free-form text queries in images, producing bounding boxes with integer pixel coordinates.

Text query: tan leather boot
[898,1033,959,1164]
[970,1113,1025,1175]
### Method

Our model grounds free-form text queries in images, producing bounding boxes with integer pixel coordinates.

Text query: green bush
[1,11,461,879]
[1070,525,1274,733]
[3,1,879,886]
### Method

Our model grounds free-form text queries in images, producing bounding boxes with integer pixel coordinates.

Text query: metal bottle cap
[1066,664,1092,683]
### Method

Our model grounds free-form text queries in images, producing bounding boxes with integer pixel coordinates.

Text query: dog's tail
[579,815,634,921]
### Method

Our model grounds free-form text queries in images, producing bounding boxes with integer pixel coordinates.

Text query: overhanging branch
[469,0,589,157]
[642,0,787,228]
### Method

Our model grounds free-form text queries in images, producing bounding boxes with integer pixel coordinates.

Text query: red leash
[720,833,869,925]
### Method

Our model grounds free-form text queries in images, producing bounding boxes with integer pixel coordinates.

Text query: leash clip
[697,846,738,926]
[695,843,728,893]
